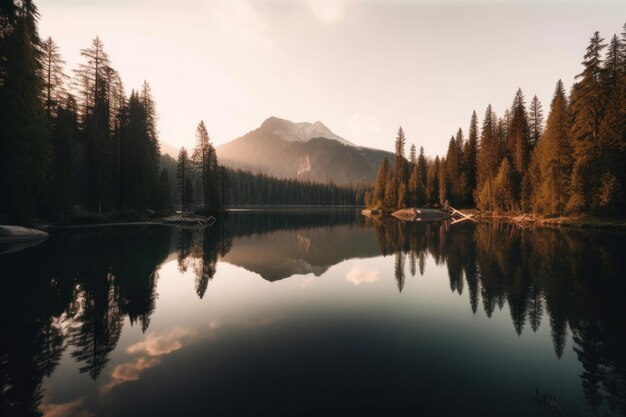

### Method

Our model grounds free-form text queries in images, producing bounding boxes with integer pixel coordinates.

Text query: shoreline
[362,207,626,231]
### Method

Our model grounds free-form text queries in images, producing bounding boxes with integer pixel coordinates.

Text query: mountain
[216,116,392,185]
[222,224,380,281]
[160,140,179,158]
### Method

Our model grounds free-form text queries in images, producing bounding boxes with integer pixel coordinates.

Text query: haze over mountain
[217,117,393,185]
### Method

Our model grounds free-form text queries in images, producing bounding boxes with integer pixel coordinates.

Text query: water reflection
[0,212,625,416]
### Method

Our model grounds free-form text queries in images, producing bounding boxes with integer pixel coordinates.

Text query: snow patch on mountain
[261,116,355,147]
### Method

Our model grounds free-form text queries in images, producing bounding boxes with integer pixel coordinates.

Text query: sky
[37,0,626,156]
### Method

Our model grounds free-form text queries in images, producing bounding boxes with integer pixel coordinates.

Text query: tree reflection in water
[369,218,626,415]
[0,215,624,416]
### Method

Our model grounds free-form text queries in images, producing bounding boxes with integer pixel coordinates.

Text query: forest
[0,1,173,223]
[366,24,626,217]
[0,0,364,224]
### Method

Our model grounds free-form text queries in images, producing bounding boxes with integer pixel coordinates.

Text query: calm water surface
[1,209,625,417]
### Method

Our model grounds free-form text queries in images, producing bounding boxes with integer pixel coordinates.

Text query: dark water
[1,209,625,417]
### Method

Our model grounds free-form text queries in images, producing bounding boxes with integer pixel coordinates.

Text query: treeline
[366,24,626,216]
[225,168,368,206]
[0,1,171,223]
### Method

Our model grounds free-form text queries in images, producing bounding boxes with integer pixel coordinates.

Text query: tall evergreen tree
[74,36,115,212]
[529,95,544,148]
[507,88,531,176]
[417,146,428,186]
[464,111,478,205]
[0,0,51,221]
[192,120,219,212]
[476,104,499,191]
[393,127,408,197]
[41,36,66,122]
[567,32,607,212]
[530,80,572,213]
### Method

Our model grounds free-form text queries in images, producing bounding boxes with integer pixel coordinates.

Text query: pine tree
[192,121,219,212]
[74,36,115,212]
[508,88,531,176]
[595,34,625,214]
[476,104,499,194]
[445,131,464,205]
[464,111,478,205]
[393,126,408,194]
[139,81,160,207]
[568,32,607,212]
[0,0,51,221]
[529,95,544,149]
[530,80,573,213]
[417,146,428,185]
[41,36,67,121]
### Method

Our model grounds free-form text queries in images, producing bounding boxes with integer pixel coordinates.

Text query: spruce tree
[529,95,544,148]
[41,36,66,122]
[531,80,572,213]
[74,36,115,212]
[464,111,478,205]
[392,126,408,206]
[0,0,51,221]
[476,104,498,192]
[193,120,219,212]
[507,88,531,176]
[567,32,606,212]
[417,146,428,186]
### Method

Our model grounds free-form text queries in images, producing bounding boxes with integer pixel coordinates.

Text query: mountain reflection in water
[0,209,625,417]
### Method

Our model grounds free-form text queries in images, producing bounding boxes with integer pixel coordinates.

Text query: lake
[1,208,625,417]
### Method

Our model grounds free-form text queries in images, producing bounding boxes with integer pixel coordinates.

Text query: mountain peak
[259,116,354,147]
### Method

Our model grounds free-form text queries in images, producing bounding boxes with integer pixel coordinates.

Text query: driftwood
[449,207,479,225]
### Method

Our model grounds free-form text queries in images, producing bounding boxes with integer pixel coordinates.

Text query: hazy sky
[37,0,625,156]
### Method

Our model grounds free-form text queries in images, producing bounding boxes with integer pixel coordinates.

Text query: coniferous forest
[0,1,364,224]
[366,25,626,217]
[0,2,173,223]
[2,1,625,224]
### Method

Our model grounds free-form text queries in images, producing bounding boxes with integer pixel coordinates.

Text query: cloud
[346,113,382,143]
[127,327,197,356]
[102,327,199,393]
[307,0,350,24]
[346,265,381,285]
